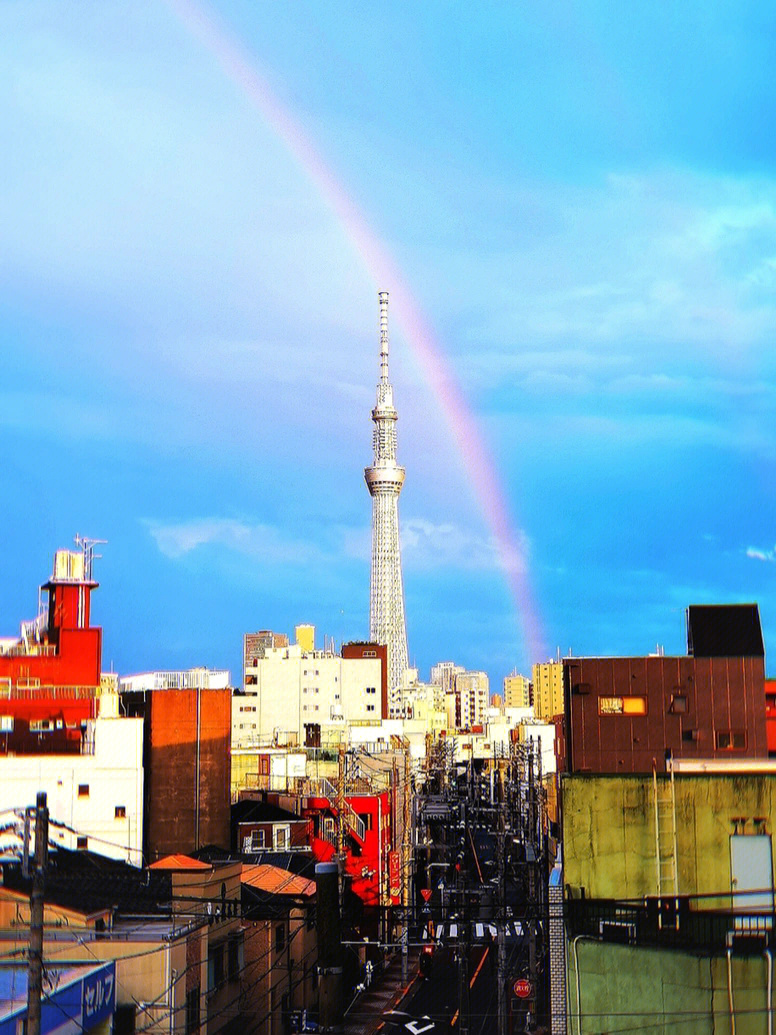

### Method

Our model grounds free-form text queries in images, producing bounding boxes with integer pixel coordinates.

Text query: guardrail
[566,895,776,954]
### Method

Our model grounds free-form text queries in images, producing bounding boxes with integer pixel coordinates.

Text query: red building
[561,604,767,774]
[264,781,394,911]
[0,544,103,755]
[765,678,776,756]
[0,545,101,690]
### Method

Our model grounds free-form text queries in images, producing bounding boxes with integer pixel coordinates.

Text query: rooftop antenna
[74,535,107,582]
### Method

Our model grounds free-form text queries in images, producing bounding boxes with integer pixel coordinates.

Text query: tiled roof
[241,864,315,897]
[149,854,211,870]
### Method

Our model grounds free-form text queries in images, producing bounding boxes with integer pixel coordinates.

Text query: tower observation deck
[364,291,409,699]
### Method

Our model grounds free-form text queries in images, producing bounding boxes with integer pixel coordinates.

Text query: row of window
[0,717,88,733]
[595,699,749,751]
[243,826,290,851]
[238,705,256,712]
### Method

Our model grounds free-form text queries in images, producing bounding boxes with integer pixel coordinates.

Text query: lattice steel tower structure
[365,291,409,697]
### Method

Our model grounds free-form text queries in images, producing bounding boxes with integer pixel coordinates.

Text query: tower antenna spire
[379,290,390,383]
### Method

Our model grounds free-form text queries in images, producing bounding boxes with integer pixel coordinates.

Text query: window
[275,923,285,953]
[716,730,747,750]
[364,650,376,658]
[0,717,12,733]
[208,943,225,991]
[250,829,266,851]
[598,696,647,716]
[228,934,243,982]
[274,825,290,850]
[670,694,688,714]
[366,705,375,713]
[185,989,200,1034]
[115,806,126,819]
[76,836,88,850]
[30,719,54,733]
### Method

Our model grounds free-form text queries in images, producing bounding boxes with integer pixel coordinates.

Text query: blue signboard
[81,964,115,1029]
[0,961,115,1035]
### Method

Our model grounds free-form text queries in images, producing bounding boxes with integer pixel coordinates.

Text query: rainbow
[165,0,545,667]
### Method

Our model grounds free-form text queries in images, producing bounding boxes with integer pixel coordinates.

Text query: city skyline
[2,2,776,690]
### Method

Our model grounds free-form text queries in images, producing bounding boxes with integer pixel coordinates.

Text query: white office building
[237,645,384,748]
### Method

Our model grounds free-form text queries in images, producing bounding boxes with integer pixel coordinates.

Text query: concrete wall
[0,715,144,863]
[562,772,776,899]
[569,938,775,1035]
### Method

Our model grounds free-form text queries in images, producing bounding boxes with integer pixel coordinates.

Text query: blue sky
[2,0,776,689]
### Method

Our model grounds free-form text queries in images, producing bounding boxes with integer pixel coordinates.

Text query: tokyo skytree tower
[364,291,409,697]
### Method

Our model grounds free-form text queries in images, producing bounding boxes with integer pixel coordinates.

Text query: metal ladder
[652,759,679,924]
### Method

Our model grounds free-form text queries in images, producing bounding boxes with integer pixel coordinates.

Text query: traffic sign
[420,888,433,902]
[513,978,532,999]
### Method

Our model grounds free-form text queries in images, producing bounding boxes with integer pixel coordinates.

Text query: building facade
[532,661,563,722]
[455,670,489,730]
[239,644,385,748]
[503,671,531,709]
[120,683,232,860]
[561,606,766,774]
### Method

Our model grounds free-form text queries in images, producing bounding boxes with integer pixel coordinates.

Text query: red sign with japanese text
[389,850,401,903]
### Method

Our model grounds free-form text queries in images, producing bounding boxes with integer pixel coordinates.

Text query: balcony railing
[566,895,776,954]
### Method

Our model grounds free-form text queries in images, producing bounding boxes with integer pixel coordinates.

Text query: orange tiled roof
[241,864,315,897]
[149,854,211,870]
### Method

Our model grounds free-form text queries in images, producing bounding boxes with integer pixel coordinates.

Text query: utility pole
[497,767,507,1035]
[457,800,470,1035]
[401,741,412,984]
[315,861,344,1032]
[27,791,49,1035]
[336,744,346,908]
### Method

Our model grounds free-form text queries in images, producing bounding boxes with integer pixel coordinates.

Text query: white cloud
[401,517,528,574]
[746,545,776,563]
[144,518,322,565]
[334,516,531,575]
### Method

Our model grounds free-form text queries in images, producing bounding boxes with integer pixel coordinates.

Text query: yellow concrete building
[531,660,563,720]
[503,671,531,709]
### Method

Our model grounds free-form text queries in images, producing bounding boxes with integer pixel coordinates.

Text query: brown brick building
[561,604,767,774]
[122,687,231,859]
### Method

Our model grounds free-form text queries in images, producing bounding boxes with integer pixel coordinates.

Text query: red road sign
[420,888,433,902]
[513,978,532,999]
